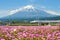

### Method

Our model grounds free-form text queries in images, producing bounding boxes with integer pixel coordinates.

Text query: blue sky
[0,0,60,18]
[0,0,60,10]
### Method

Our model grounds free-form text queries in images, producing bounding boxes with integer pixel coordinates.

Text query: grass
[0,21,58,26]
[0,22,37,26]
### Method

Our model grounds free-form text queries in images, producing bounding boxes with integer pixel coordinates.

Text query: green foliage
[0,20,57,26]
[15,38,18,40]
[21,38,26,40]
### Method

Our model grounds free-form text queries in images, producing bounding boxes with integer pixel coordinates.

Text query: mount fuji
[0,5,60,22]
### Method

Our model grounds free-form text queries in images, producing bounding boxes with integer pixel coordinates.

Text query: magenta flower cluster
[0,26,60,40]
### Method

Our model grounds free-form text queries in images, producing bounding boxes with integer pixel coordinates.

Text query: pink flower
[23,33,27,38]
[0,26,59,40]
[29,34,34,38]
[47,33,52,38]
[0,38,5,40]
[34,34,39,37]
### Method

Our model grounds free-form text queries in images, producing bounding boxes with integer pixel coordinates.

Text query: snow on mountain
[7,5,60,16]
[10,5,35,15]
[0,5,60,21]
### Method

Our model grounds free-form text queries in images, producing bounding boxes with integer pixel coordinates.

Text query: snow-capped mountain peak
[1,5,60,21]
[10,5,35,15]
[7,5,60,17]
[23,5,35,10]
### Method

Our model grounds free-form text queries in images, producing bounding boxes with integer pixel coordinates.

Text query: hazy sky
[0,0,60,17]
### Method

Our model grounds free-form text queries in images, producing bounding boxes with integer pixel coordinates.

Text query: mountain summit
[23,5,35,9]
[10,5,35,15]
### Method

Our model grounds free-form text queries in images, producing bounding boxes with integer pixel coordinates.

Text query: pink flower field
[0,26,60,40]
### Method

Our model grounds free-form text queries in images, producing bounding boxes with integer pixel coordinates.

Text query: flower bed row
[0,26,60,40]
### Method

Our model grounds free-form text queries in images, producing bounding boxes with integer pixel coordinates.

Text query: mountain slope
[0,5,59,22]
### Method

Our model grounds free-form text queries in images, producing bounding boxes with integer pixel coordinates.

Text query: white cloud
[44,10,60,15]
[10,9,21,15]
